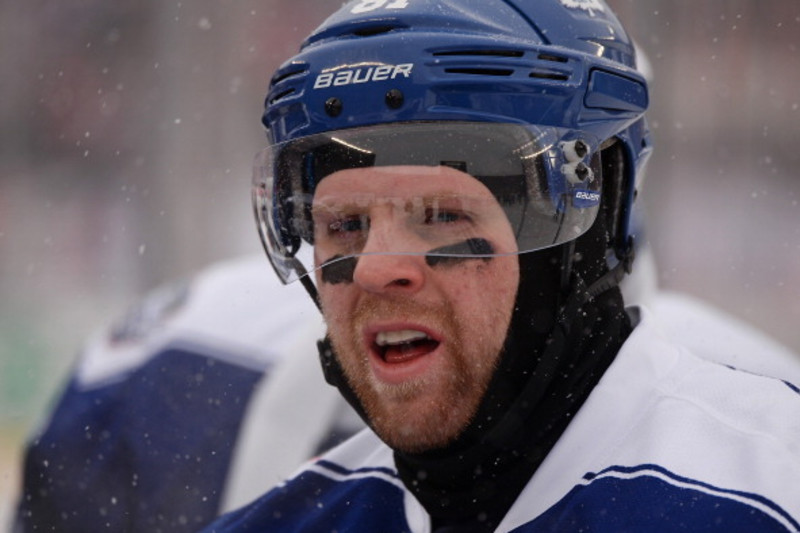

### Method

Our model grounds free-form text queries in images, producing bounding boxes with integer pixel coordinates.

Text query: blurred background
[1,0,798,523]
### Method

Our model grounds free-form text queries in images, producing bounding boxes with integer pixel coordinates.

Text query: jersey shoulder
[203,430,414,533]
[504,310,800,532]
[649,291,800,383]
[75,255,319,388]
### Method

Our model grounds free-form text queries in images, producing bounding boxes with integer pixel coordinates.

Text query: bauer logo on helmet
[313,63,414,90]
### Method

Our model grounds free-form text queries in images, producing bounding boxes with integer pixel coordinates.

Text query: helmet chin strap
[560,240,577,295]
[558,240,632,305]
[585,236,635,302]
[283,255,322,312]
[560,236,636,311]
[301,274,322,312]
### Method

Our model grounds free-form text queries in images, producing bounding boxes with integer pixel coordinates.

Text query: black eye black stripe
[320,255,357,284]
[319,239,495,285]
[426,238,494,267]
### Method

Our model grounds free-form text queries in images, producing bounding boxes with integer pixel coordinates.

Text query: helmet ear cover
[598,138,633,259]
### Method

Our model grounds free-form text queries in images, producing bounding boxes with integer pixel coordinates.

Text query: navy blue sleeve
[202,467,412,533]
[14,348,264,533]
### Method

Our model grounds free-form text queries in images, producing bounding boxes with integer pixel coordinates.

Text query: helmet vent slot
[433,49,524,58]
[444,67,514,77]
[537,52,569,63]
[529,70,569,81]
[352,24,402,37]
[271,66,308,87]
[268,88,296,105]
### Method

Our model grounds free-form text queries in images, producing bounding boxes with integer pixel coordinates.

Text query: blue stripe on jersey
[204,467,411,532]
[512,464,797,532]
[316,458,401,480]
[719,364,799,397]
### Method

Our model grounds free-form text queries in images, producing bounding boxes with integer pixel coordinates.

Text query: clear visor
[253,122,603,283]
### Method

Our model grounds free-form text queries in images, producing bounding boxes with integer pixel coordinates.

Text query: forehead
[313,165,497,204]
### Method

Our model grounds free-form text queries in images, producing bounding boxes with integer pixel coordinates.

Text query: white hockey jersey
[204,308,800,532]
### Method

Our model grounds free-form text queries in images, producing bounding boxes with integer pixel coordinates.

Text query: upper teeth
[376,330,429,346]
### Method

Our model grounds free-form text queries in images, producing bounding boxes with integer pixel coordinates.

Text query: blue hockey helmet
[254,0,652,284]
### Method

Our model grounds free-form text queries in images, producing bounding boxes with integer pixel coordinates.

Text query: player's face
[313,165,519,453]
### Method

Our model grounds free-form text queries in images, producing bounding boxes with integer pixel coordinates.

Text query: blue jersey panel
[16,348,263,533]
[514,464,798,533]
[204,463,411,533]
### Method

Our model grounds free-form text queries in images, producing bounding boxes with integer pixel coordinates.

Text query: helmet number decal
[351,0,409,14]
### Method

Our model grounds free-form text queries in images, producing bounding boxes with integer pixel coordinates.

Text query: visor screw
[574,139,589,159]
[575,162,590,182]
[385,89,404,109]
[325,97,343,117]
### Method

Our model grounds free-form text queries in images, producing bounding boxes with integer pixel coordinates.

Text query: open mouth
[373,329,440,363]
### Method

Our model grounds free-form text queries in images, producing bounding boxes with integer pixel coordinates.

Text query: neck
[393,282,631,531]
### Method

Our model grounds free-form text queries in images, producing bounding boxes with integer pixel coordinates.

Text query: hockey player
[200,1,800,531]
[16,2,800,530]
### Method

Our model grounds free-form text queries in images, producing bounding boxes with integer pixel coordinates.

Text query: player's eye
[329,214,368,234]
[424,208,470,225]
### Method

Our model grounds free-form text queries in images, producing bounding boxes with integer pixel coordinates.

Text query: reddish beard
[326,295,500,453]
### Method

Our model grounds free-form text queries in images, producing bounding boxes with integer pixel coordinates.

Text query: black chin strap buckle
[584,236,635,303]
[316,336,340,387]
[620,235,636,275]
